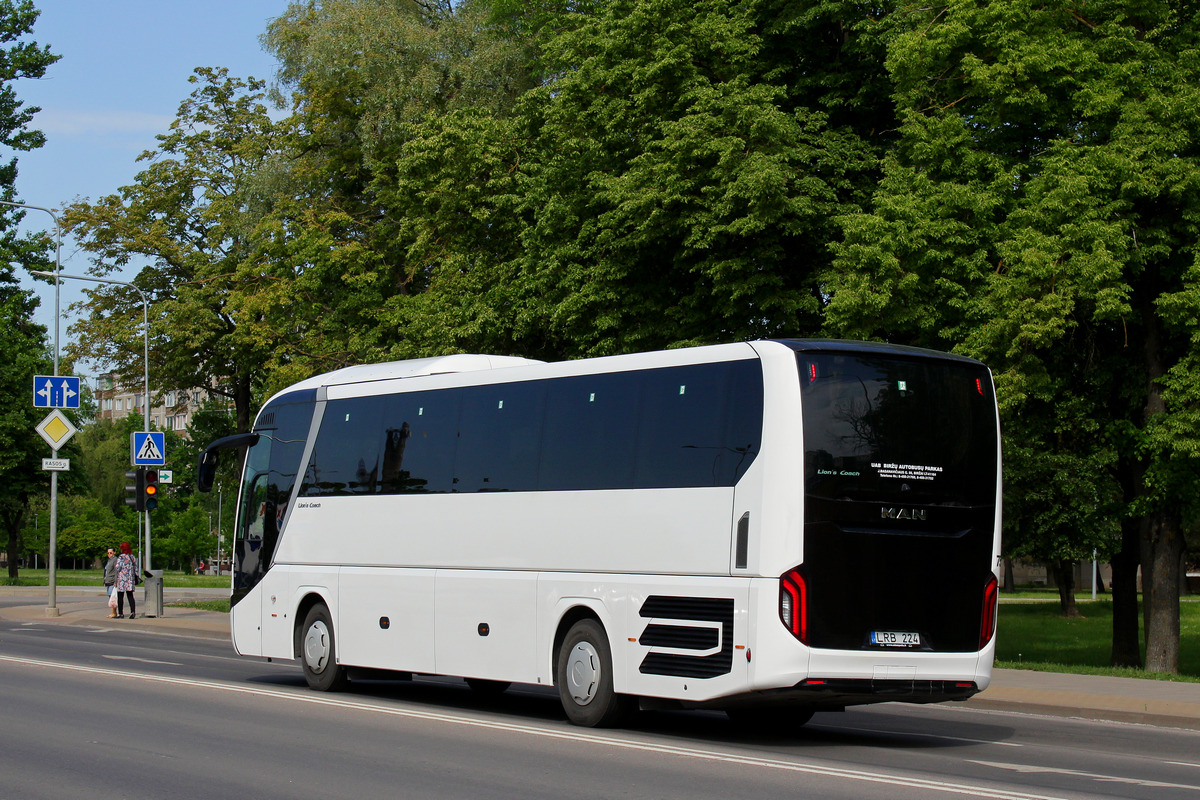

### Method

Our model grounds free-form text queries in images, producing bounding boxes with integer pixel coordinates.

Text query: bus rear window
[800,353,997,507]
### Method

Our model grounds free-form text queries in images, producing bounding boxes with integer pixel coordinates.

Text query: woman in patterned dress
[115,541,138,619]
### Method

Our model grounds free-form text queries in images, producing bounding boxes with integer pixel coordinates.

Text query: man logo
[882,507,927,521]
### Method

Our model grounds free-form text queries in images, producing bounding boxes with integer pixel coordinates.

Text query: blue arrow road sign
[33,375,81,409]
[131,431,166,466]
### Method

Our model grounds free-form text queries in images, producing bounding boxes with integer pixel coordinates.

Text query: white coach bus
[198,339,1001,728]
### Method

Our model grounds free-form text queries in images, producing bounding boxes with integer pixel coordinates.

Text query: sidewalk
[3,586,1199,730]
[0,585,229,640]
[966,667,1200,730]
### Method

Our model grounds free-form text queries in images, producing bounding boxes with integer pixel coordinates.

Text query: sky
[11,0,291,377]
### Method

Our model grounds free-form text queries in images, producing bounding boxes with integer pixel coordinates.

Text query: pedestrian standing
[114,542,138,619]
[103,547,118,619]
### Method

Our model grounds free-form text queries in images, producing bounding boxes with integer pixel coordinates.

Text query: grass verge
[996,598,1200,681]
[3,569,230,589]
[170,599,230,613]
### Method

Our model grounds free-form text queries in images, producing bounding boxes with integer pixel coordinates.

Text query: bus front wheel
[555,619,634,727]
[298,604,348,692]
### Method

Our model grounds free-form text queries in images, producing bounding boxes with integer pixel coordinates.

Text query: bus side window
[381,390,460,494]
[541,372,639,491]
[636,364,733,488]
[455,382,545,492]
[302,396,385,495]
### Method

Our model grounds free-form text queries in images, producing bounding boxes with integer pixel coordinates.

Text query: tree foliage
[0,266,53,577]
[62,68,282,433]
[824,0,1200,670]
[0,0,59,578]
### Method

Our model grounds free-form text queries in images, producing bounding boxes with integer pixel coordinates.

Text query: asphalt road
[1,617,1198,800]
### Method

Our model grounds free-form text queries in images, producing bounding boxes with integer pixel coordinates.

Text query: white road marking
[0,653,1076,800]
[809,723,1023,748]
[102,655,183,666]
[972,760,1200,792]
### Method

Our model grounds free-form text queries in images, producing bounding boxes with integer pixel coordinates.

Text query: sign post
[8,201,63,617]
[28,264,153,611]
[130,431,165,591]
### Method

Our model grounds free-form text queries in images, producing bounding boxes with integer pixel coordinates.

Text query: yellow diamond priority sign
[35,408,78,452]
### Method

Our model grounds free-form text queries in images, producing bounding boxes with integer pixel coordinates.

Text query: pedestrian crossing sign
[131,431,166,466]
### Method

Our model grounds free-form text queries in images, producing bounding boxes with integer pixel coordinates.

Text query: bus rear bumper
[691,676,980,712]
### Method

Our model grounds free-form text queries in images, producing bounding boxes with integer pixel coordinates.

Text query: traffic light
[125,468,146,512]
[144,468,159,511]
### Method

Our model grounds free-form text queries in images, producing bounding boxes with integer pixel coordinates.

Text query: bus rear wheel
[298,604,348,692]
[556,619,635,727]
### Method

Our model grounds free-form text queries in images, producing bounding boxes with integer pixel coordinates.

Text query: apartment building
[94,374,209,438]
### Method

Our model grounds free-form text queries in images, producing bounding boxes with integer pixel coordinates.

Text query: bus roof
[262,339,985,409]
[274,354,545,398]
[779,338,987,366]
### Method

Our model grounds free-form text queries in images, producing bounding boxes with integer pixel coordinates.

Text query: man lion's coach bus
[198,340,1001,728]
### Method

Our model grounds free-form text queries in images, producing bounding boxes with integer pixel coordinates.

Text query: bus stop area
[2,585,1198,731]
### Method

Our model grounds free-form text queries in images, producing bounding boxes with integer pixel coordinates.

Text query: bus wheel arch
[291,592,326,659]
[554,614,635,727]
[295,597,348,692]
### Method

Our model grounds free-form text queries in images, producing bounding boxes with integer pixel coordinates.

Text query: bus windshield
[799,352,997,507]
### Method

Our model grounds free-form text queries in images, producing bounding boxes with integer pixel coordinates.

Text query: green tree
[56,495,126,564]
[0,1,61,578]
[825,0,1200,672]
[62,68,282,434]
[178,399,239,554]
[257,0,541,376]
[154,499,214,572]
[74,415,141,512]
[375,0,893,359]
[0,0,58,198]
[0,268,52,577]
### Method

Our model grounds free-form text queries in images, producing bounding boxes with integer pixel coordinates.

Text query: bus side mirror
[197,451,219,493]
[196,432,260,493]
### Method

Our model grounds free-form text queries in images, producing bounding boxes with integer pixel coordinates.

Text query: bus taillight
[780,567,809,644]
[979,574,999,649]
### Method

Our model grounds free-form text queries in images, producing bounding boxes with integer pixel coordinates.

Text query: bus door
[231,445,269,654]
[230,392,315,656]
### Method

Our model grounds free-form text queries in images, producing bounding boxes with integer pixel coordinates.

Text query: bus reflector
[780,567,809,643]
[980,574,999,649]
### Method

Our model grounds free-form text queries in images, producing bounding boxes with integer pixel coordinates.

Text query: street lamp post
[3,200,62,616]
[29,269,154,573]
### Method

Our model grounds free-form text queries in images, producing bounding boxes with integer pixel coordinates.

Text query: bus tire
[556,619,634,727]
[298,604,348,692]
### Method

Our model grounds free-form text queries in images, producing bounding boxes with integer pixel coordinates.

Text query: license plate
[871,630,921,647]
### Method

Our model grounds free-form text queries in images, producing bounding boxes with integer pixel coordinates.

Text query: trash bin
[143,569,164,618]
